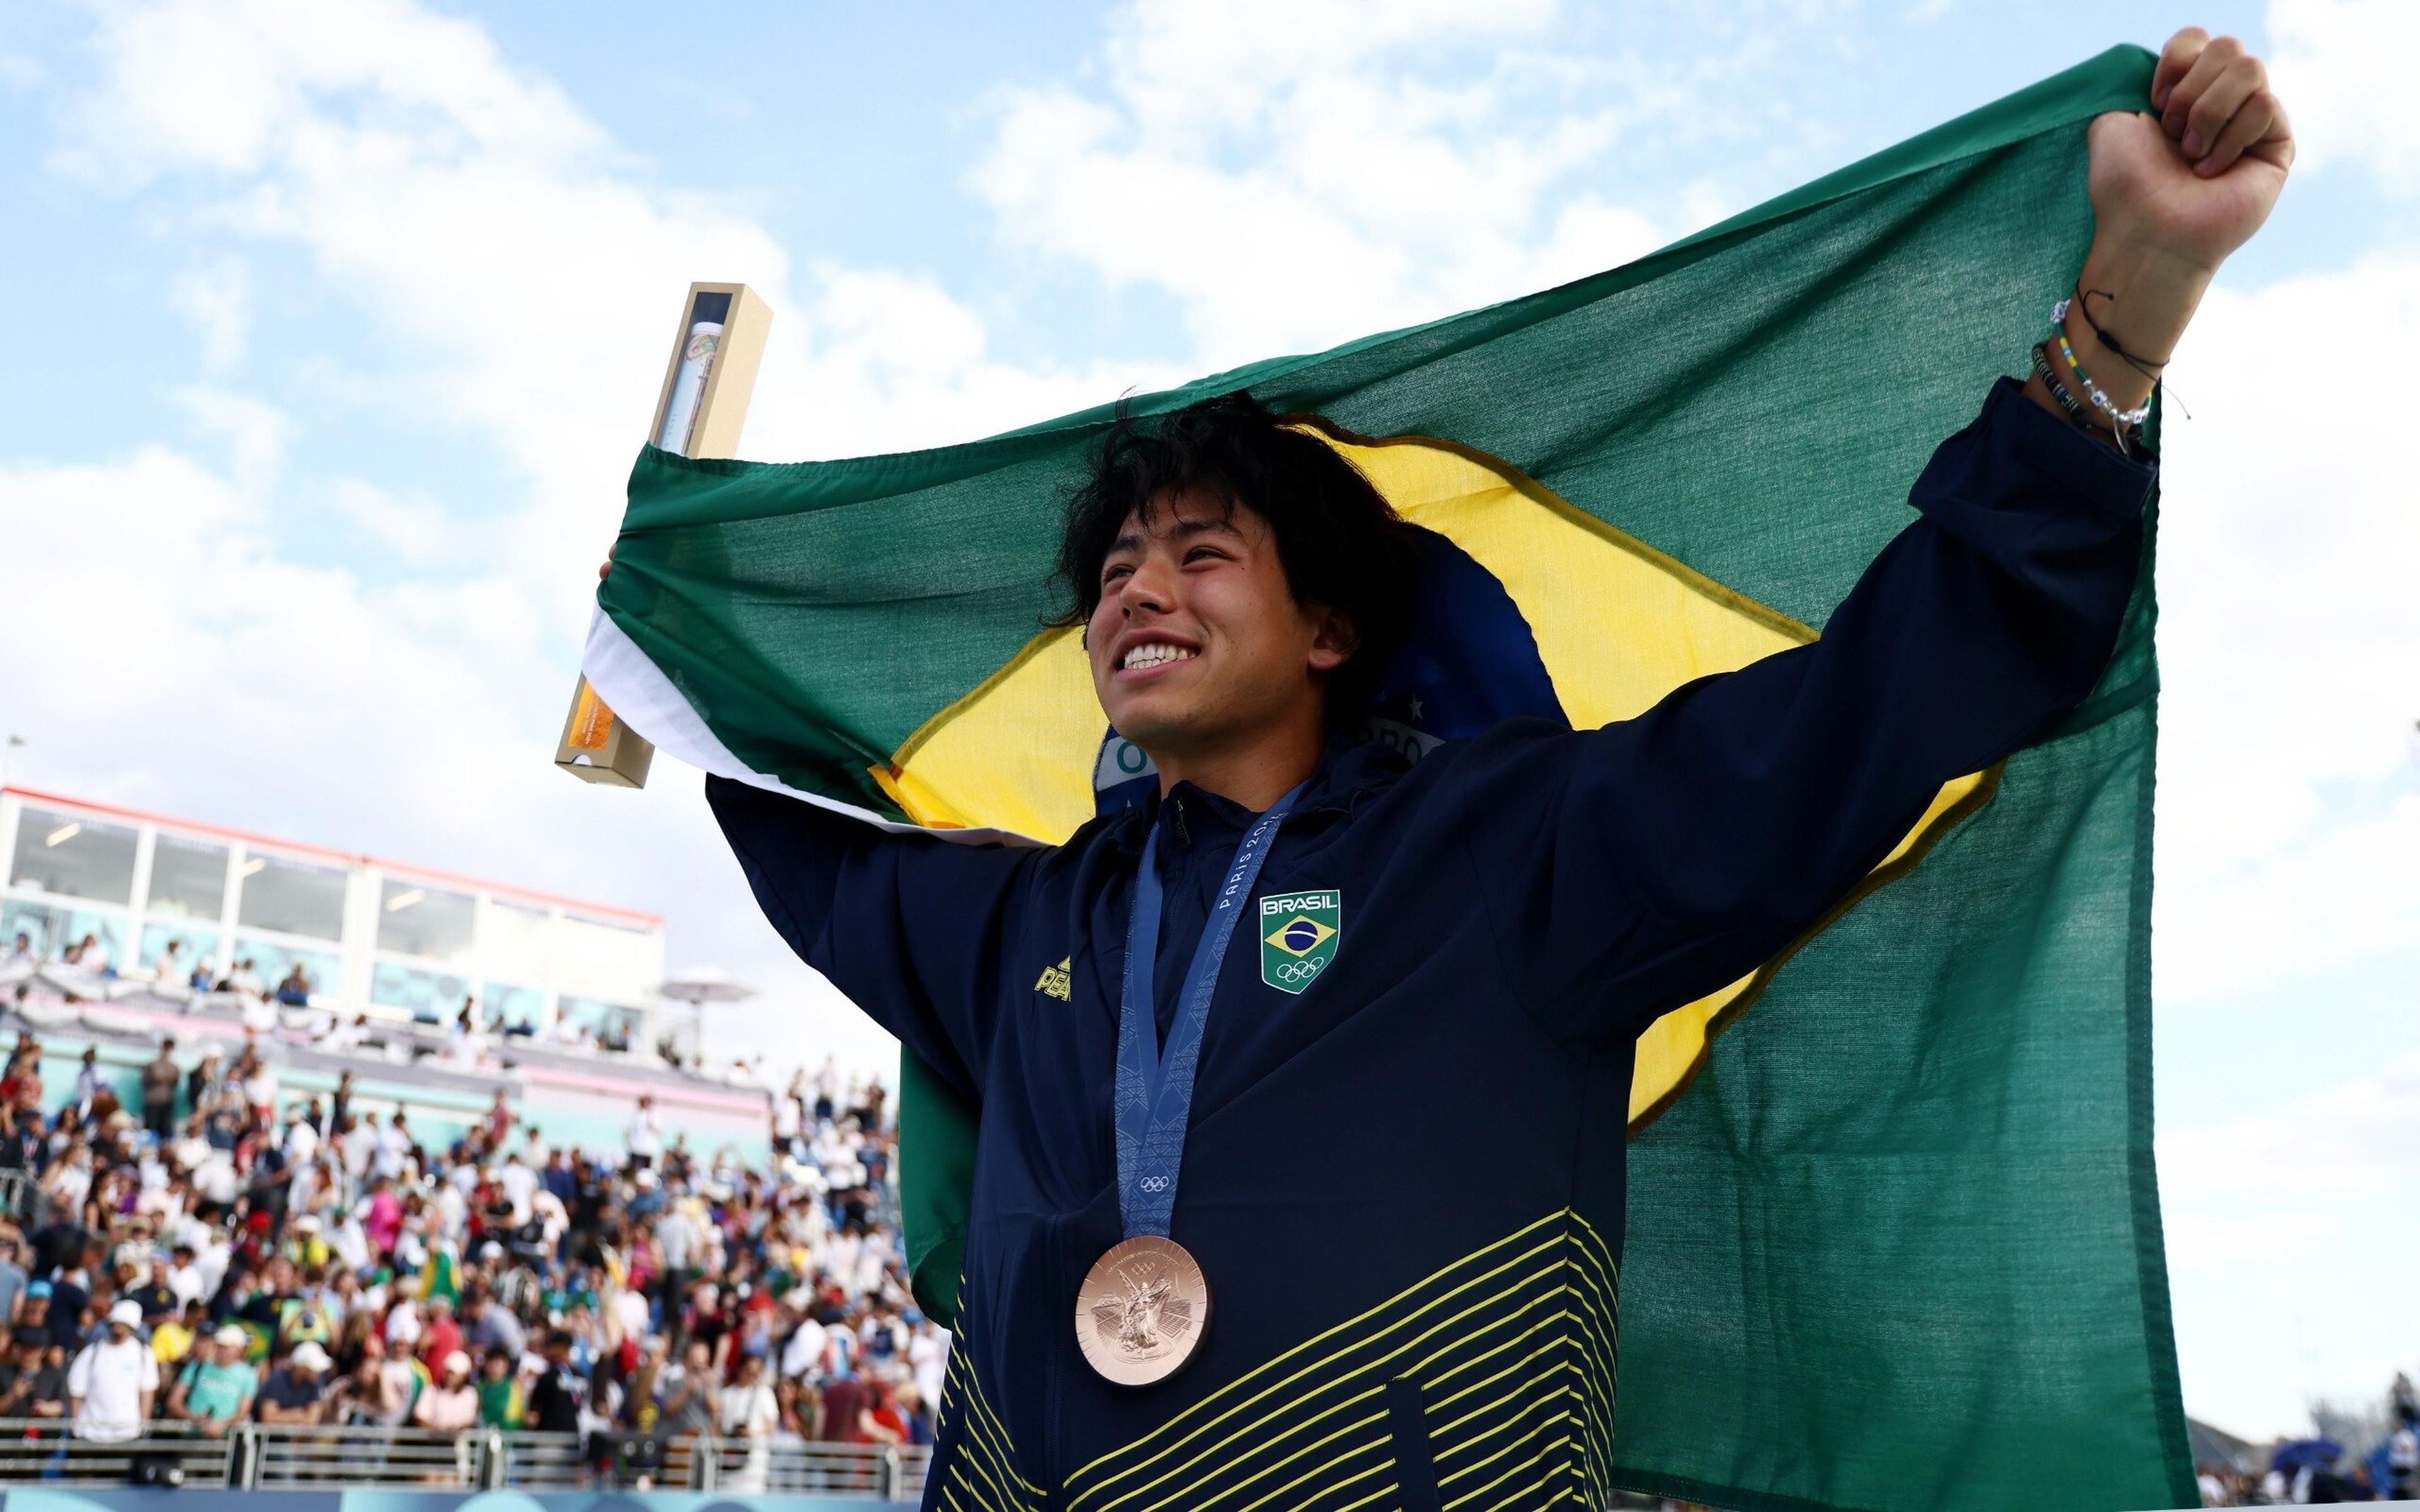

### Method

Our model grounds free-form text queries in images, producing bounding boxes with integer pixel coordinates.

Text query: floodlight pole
[555,283,773,788]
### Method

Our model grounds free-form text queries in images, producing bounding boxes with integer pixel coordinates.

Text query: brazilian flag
[587,46,2191,1512]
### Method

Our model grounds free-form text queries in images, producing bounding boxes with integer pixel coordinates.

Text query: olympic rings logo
[1271,959,1326,985]
[1139,1176,1170,1192]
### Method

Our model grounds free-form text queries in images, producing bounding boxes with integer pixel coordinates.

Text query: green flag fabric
[587,44,2192,1511]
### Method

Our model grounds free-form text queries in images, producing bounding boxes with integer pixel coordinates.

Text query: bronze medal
[1075,1235,1211,1387]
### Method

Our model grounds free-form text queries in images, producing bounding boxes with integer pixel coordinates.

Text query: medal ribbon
[1114,782,1306,1239]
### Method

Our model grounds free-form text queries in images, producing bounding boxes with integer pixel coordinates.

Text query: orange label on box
[570,682,616,750]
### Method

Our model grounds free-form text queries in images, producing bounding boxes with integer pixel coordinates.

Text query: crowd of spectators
[0,1026,943,1481]
[2196,1375,2420,1504]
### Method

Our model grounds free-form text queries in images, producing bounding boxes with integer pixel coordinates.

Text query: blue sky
[2,0,2415,1441]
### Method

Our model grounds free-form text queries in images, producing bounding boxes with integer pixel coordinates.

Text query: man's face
[1086,490,1351,762]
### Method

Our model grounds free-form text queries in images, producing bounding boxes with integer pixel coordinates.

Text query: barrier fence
[0,1421,930,1499]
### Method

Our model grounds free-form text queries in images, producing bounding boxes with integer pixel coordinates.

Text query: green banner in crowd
[588,43,2193,1512]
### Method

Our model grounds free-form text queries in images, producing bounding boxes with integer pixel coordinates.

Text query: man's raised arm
[705,776,1041,1102]
[1458,26,2289,1046]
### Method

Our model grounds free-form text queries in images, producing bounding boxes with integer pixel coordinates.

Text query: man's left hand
[2091,27,2293,277]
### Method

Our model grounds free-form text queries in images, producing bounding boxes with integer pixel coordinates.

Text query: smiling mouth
[1120,643,1198,672]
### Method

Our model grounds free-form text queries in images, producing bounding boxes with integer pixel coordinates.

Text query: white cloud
[171,382,290,493]
[327,476,453,566]
[0,431,904,1079]
[2152,248,2420,1004]
[2267,0,2420,189]
[15,0,1161,1080]
[167,256,252,372]
[973,0,1676,367]
[2158,1052,2420,1437]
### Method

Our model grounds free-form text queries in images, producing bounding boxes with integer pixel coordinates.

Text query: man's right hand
[599,545,615,582]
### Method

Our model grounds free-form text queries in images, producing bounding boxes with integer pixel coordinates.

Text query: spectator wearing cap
[525,1329,586,1435]
[149,1298,207,1370]
[256,1341,330,1424]
[167,1326,256,1436]
[66,1298,155,1443]
[18,1280,51,1343]
[413,1351,477,1433]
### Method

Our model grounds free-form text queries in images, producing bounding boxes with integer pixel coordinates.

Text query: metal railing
[0,1420,933,1498]
[251,1423,481,1487]
[493,1427,585,1488]
[697,1436,914,1496]
[0,1419,239,1487]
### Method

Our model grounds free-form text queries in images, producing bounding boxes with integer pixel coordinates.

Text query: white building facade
[0,786,664,1046]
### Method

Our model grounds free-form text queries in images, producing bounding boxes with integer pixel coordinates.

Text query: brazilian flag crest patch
[1259,890,1341,995]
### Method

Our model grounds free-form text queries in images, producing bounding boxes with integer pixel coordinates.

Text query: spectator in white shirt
[67,1300,157,1443]
[625,1097,662,1168]
[717,1354,780,1492]
[780,1306,827,1383]
[285,1112,321,1168]
[164,1244,205,1310]
[498,1152,538,1228]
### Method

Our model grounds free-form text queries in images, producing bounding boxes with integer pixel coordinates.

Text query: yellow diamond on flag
[1265,915,1337,958]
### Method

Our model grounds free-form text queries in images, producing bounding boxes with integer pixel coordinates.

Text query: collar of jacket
[1104,730,1412,856]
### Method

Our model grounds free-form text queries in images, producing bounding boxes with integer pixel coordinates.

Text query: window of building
[482,983,545,1031]
[556,995,643,1046]
[9,807,137,905]
[555,915,660,1004]
[146,835,228,922]
[0,900,57,959]
[481,901,553,986]
[1,900,128,971]
[372,960,473,1023]
[235,854,347,941]
[139,924,222,978]
[376,879,476,966]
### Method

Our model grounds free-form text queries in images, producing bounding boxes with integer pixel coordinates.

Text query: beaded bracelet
[2031,342,2100,429]
[2049,297,2155,433]
[2032,341,2137,457]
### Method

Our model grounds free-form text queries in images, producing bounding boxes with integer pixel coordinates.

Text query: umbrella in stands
[655,966,756,1072]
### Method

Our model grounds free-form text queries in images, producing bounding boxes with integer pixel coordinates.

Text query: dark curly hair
[1054,392,1417,724]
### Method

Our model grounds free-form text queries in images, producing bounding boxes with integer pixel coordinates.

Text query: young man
[647,29,2290,1510]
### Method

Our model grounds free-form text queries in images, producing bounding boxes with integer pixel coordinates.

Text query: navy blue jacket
[709,377,2155,1512]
